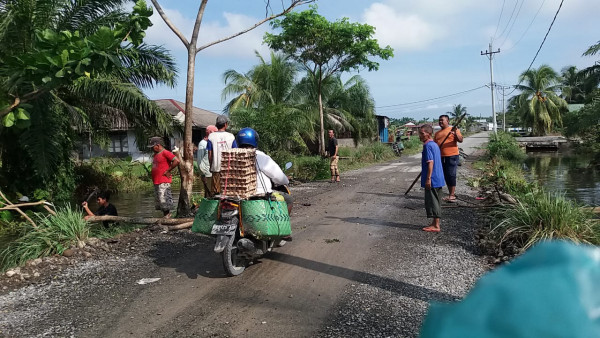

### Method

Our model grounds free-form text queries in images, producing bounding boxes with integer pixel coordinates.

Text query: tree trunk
[318,78,325,156]
[177,47,197,217]
[87,215,194,224]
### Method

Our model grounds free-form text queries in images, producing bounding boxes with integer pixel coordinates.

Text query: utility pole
[498,85,511,132]
[481,42,500,133]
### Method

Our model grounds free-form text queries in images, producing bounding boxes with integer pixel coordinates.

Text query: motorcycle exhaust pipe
[237,238,255,252]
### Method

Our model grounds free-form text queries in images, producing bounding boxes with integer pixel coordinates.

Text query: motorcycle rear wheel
[222,235,247,276]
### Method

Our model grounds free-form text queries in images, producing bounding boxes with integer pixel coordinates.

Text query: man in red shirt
[148,137,180,217]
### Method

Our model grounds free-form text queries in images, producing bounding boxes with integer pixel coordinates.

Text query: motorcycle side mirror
[284,162,293,170]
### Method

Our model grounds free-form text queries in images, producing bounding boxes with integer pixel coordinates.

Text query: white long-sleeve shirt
[255,150,289,195]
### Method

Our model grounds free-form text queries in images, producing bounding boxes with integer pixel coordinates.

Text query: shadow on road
[145,233,228,279]
[266,252,458,303]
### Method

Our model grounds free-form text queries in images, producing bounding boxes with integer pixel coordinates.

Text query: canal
[524,150,600,206]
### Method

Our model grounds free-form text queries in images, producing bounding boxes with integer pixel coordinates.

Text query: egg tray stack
[219,148,257,199]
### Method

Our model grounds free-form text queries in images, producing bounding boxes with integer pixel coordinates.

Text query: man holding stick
[434,114,463,202]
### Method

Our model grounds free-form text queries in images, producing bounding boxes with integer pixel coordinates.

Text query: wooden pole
[86,215,194,225]
[404,113,467,195]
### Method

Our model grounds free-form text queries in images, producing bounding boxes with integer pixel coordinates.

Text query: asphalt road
[0,132,491,337]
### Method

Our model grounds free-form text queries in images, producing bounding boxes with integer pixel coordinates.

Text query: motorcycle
[392,136,407,156]
[210,162,292,276]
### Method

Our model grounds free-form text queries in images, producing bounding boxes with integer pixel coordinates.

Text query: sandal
[443,196,457,203]
[422,226,440,232]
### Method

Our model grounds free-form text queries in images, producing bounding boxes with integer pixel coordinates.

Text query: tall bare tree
[150,0,314,215]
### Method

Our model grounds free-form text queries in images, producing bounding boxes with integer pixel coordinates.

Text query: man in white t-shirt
[207,115,237,195]
[197,125,218,197]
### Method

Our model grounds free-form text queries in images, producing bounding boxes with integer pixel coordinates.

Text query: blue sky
[143,0,600,121]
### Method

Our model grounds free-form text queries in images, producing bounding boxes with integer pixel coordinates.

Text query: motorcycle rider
[236,127,293,241]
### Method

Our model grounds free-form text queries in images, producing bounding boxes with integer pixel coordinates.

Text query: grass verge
[478,132,599,256]
[0,206,89,271]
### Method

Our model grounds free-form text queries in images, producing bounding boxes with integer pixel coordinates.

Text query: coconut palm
[325,75,377,144]
[560,66,586,104]
[0,0,177,199]
[513,65,567,136]
[449,104,467,120]
[222,51,314,153]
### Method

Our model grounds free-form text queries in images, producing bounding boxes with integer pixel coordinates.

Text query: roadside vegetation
[475,132,599,258]
[0,204,148,272]
[74,158,154,197]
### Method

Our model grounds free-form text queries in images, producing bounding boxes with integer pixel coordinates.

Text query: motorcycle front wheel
[222,235,247,276]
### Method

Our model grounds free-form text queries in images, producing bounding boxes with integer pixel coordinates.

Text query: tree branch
[150,0,190,47]
[196,0,314,53]
[189,0,208,49]
[87,215,194,225]
[0,97,20,117]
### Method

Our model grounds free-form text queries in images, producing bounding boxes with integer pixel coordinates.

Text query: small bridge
[515,136,568,151]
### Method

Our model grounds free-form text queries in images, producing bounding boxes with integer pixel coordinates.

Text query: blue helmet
[236,127,259,148]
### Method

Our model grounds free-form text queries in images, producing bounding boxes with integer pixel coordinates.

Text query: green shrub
[487,131,526,162]
[89,222,143,239]
[489,191,599,251]
[0,206,90,271]
[482,158,535,195]
[402,137,423,155]
[75,158,153,197]
[290,156,330,181]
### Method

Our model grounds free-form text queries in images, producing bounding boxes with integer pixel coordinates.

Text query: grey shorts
[424,187,442,219]
[154,183,173,213]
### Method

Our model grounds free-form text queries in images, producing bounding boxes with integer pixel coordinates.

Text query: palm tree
[222,51,314,153]
[449,104,467,120]
[560,66,585,104]
[325,75,377,145]
[223,52,377,153]
[0,0,177,199]
[513,65,567,136]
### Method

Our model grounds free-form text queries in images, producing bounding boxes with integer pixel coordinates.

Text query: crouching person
[82,191,118,228]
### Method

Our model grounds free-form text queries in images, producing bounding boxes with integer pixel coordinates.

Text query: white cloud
[363,3,445,51]
[146,7,269,58]
[197,12,270,58]
[146,8,193,52]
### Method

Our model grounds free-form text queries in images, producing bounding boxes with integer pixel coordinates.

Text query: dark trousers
[441,155,459,187]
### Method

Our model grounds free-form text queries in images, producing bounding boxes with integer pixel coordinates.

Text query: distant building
[375,115,390,142]
[79,99,220,161]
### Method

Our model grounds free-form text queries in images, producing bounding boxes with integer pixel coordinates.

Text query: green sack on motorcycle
[191,199,219,234]
[241,200,291,239]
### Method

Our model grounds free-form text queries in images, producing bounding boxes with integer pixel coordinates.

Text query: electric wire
[505,0,564,97]
[492,0,507,42]
[498,0,525,49]
[506,0,547,51]
[496,0,520,42]
[375,86,487,109]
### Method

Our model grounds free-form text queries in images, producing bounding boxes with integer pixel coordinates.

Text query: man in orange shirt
[434,114,463,202]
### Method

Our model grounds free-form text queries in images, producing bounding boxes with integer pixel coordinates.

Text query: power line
[507,0,546,51]
[492,0,507,41]
[505,0,563,97]
[526,0,565,72]
[496,0,519,42]
[499,0,525,49]
[375,86,486,109]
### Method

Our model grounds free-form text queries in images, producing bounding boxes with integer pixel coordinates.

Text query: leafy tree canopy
[264,6,393,77]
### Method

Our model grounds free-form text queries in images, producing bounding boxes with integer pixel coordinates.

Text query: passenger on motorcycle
[236,128,293,231]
